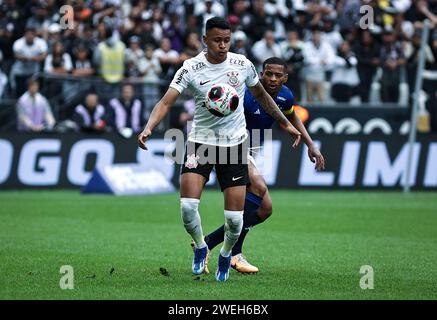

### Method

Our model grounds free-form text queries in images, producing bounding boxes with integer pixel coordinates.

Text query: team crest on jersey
[227,71,240,87]
[185,154,200,169]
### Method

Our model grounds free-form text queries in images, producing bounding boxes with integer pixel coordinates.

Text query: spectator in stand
[321,16,343,51]
[153,37,180,80]
[25,1,52,38]
[16,79,55,132]
[44,40,73,100]
[229,0,253,37]
[125,35,145,80]
[46,23,62,52]
[354,30,381,103]
[10,27,48,98]
[139,44,162,83]
[296,0,335,28]
[108,83,144,134]
[151,7,165,44]
[125,15,157,49]
[231,30,254,62]
[337,0,361,36]
[404,27,435,105]
[44,41,73,75]
[379,26,406,103]
[185,15,202,36]
[280,29,305,101]
[164,14,185,53]
[180,32,203,61]
[72,91,108,133]
[252,30,282,71]
[195,0,225,31]
[78,24,99,53]
[65,43,95,106]
[303,27,335,103]
[0,0,26,61]
[61,21,81,57]
[71,43,95,77]
[94,27,126,97]
[139,44,162,120]
[246,0,276,43]
[330,41,360,102]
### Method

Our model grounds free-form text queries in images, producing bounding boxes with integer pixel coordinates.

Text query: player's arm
[282,108,325,171]
[137,87,179,150]
[248,82,301,148]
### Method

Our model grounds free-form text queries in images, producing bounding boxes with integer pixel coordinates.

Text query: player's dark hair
[205,17,231,33]
[263,57,288,72]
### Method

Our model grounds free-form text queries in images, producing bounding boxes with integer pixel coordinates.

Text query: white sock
[180,198,207,249]
[220,210,243,257]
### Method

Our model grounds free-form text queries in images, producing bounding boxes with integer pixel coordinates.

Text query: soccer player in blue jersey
[201,57,325,273]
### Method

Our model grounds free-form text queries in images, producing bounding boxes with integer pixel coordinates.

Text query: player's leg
[180,173,210,275]
[205,158,266,253]
[214,144,247,282]
[180,172,207,246]
[221,185,246,255]
[180,142,213,275]
[231,160,268,273]
[214,184,245,282]
[257,188,273,221]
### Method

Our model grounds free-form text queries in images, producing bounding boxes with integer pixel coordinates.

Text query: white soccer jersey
[170,50,259,147]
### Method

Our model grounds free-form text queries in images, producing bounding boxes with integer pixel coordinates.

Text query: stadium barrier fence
[1,131,436,190]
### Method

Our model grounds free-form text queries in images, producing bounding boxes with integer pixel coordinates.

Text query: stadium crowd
[0,0,436,132]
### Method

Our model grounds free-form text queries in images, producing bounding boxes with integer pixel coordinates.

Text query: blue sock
[232,192,263,256]
[205,192,264,253]
[204,225,225,251]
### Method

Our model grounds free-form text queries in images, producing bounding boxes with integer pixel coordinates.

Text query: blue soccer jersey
[244,85,295,146]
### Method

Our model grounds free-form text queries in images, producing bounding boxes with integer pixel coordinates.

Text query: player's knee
[224,210,243,233]
[249,181,267,198]
[180,198,200,224]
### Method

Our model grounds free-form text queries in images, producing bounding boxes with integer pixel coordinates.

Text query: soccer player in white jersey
[138,17,302,282]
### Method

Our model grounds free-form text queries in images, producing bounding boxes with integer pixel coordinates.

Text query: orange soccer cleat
[231,253,259,274]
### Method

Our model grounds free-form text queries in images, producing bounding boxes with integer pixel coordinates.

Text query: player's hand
[283,123,302,148]
[308,144,325,171]
[137,127,152,150]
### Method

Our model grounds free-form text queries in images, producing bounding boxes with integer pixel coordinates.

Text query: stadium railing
[0,72,411,132]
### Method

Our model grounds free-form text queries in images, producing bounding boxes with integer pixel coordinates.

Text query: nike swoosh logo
[232,176,243,181]
[200,80,211,85]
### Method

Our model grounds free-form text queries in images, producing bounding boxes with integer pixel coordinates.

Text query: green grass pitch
[0,190,436,300]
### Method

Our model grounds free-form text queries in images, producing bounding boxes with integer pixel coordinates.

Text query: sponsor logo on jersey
[192,62,206,72]
[175,68,188,85]
[227,71,240,87]
[230,58,245,67]
[254,109,261,115]
[277,96,286,101]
